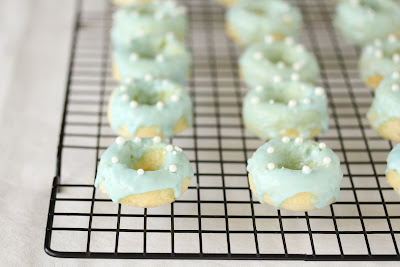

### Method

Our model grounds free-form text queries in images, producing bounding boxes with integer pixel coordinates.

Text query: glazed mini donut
[239,37,320,88]
[367,73,400,142]
[108,77,192,139]
[225,0,302,46]
[386,144,400,197]
[111,1,187,48]
[334,0,400,46]
[247,138,343,212]
[242,81,329,140]
[95,137,194,208]
[112,33,191,84]
[359,35,400,90]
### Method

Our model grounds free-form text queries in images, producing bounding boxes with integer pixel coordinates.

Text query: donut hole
[132,148,166,171]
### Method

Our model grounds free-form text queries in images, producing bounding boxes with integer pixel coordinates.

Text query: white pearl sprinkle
[134,137,141,143]
[251,96,260,104]
[374,38,382,46]
[137,169,144,175]
[267,162,275,170]
[292,62,303,71]
[120,85,127,92]
[255,85,264,92]
[374,50,383,58]
[130,53,138,61]
[174,146,182,152]
[169,164,177,173]
[145,74,153,81]
[291,73,300,81]
[303,98,311,104]
[393,54,400,63]
[392,84,399,92]
[302,165,311,174]
[116,136,125,145]
[282,136,290,143]
[264,35,274,44]
[319,142,326,149]
[285,37,294,45]
[253,52,263,60]
[323,156,332,166]
[277,61,285,69]
[130,100,138,108]
[153,136,161,143]
[156,54,164,62]
[273,75,282,83]
[267,147,274,154]
[111,156,119,164]
[388,34,397,43]
[166,145,173,152]
[122,94,129,101]
[288,100,297,107]
[269,99,275,104]
[295,137,303,144]
[393,72,400,79]
[172,151,177,155]
[156,101,164,109]
[315,87,325,96]
[171,94,180,102]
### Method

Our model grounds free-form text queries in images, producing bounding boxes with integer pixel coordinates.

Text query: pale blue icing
[334,0,400,46]
[239,39,320,88]
[95,138,194,203]
[110,77,193,137]
[111,1,187,48]
[113,34,191,85]
[247,138,343,209]
[386,144,400,194]
[359,35,400,83]
[367,74,400,129]
[226,0,302,46]
[243,82,329,140]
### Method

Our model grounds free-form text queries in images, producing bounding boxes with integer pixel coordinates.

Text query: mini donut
[239,37,320,88]
[95,137,194,208]
[359,35,400,90]
[112,33,191,84]
[334,0,400,46]
[386,144,400,197]
[111,1,187,48]
[242,82,329,140]
[247,138,343,212]
[108,77,192,139]
[367,72,400,142]
[225,0,302,46]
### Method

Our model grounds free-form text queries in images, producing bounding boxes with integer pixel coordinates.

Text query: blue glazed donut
[108,77,193,139]
[247,138,343,212]
[239,37,320,88]
[111,1,188,48]
[334,0,400,46]
[359,35,400,90]
[386,144,400,197]
[367,72,400,142]
[112,33,191,84]
[226,0,302,46]
[95,137,194,208]
[243,81,329,140]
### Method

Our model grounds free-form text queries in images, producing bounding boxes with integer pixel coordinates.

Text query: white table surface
[0,0,398,266]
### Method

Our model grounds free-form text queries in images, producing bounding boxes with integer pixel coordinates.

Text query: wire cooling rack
[44,0,400,261]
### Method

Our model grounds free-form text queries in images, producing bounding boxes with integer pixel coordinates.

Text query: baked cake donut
[112,33,191,84]
[243,81,329,140]
[111,1,187,48]
[226,0,302,46]
[334,0,400,46]
[247,138,343,212]
[95,137,194,208]
[367,73,400,142]
[108,77,192,139]
[359,35,400,90]
[386,144,400,197]
[239,36,320,88]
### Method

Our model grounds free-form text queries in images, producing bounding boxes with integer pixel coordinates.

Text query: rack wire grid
[44,0,400,261]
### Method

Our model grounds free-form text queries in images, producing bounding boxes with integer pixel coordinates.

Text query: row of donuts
[96,1,197,208]
[221,0,344,212]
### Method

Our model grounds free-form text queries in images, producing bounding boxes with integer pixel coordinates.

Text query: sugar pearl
[323,157,332,165]
[166,145,173,152]
[273,75,282,83]
[315,87,324,96]
[130,53,138,61]
[393,72,400,79]
[153,136,161,143]
[111,156,119,164]
[156,101,164,109]
[130,100,138,108]
[393,54,400,63]
[282,136,290,143]
[302,166,311,174]
[295,137,303,144]
[255,85,264,92]
[116,136,125,145]
[267,147,274,154]
[122,94,129,101]
[251,96,260,104]
[288,100,297,107]
[120,85,127,92]
[291,73,300,81]
[392,84,399,92]
[388,34,397,43]
[156,54,164,62]
[267,162,275,170]
[145,74,153,81]
[169,165,177,173]
[319,142,326,149]
[264,35,274,44]
[174,146,183,152]
[303,98,311,104]
[134,137,141,143]
[277,61,285,69]
[269,99,275,104]
[292,62,303,71]
[137,169,144,175]
[171,95,180,102]
[253,52,263,60]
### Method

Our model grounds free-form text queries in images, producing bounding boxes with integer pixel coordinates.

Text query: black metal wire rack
[44,0,400,261]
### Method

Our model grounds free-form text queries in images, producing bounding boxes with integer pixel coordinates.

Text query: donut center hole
[132,148,165,171]
[246,6,267,16]
[131,88,168,105]
[273,149,315,170]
